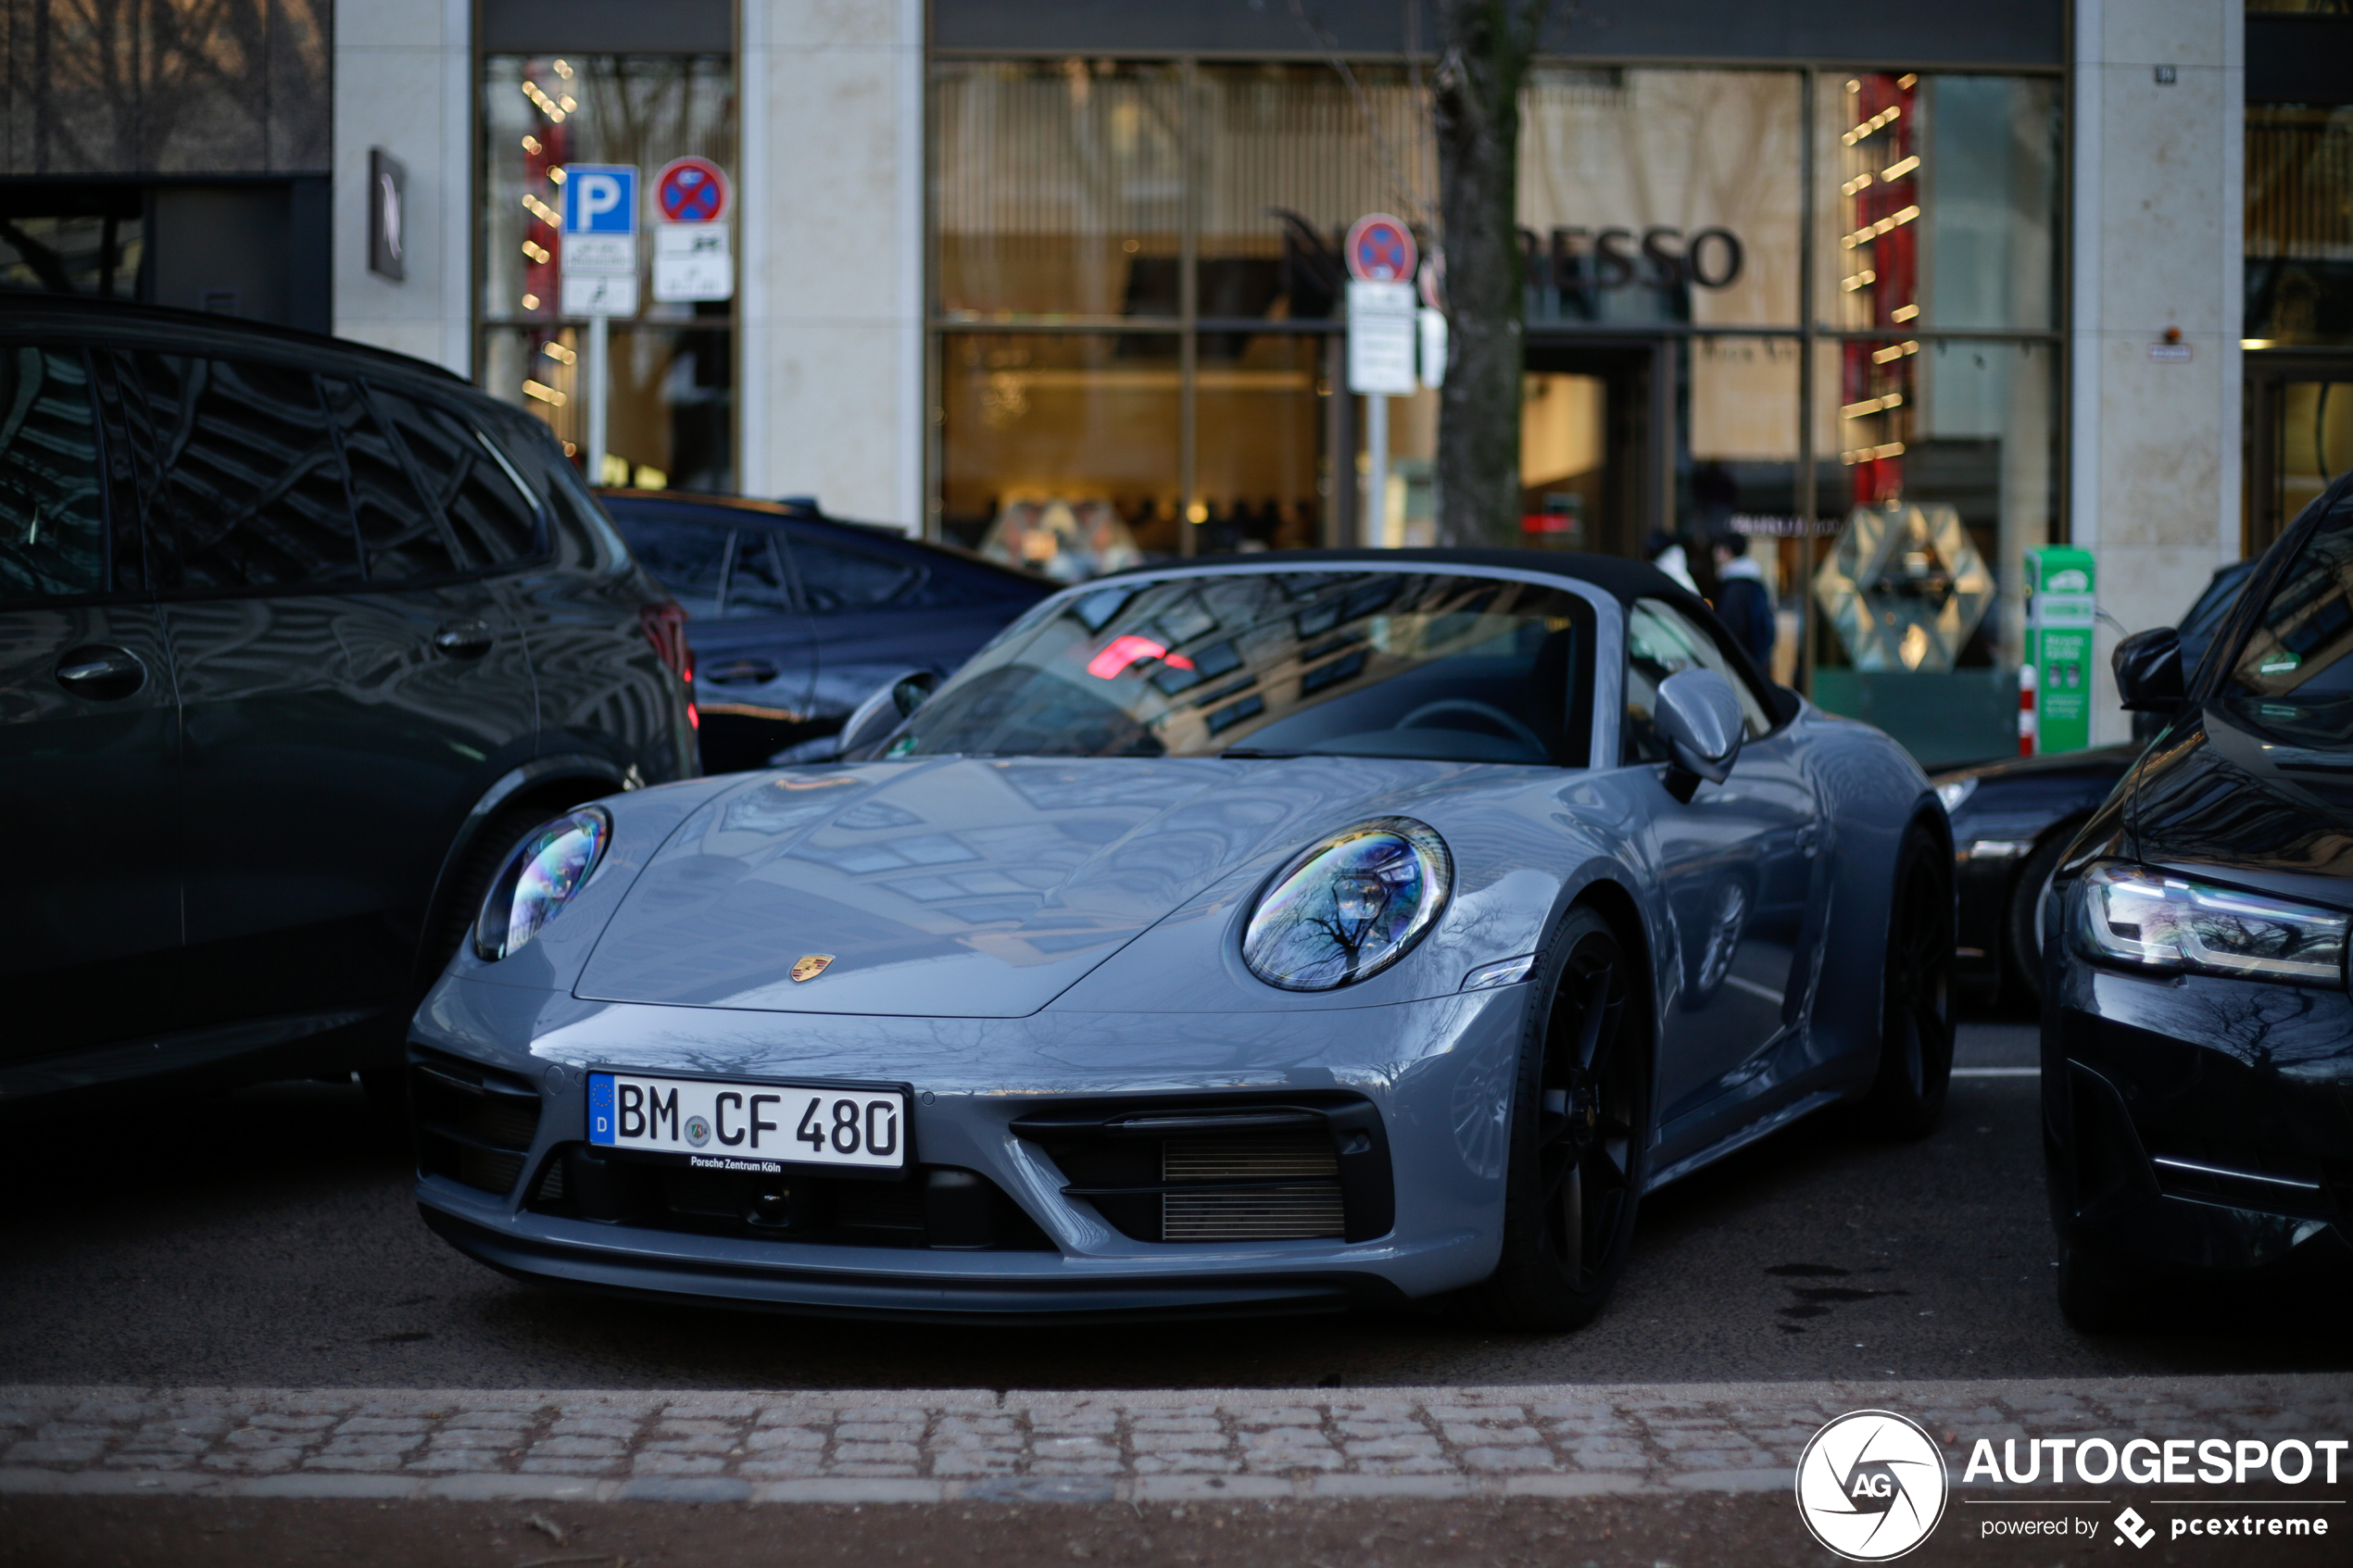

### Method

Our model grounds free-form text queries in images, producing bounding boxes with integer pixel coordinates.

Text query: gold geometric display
[1812,501,1995,672]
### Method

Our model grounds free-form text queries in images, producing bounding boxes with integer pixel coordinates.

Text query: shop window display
[478,54,736,492]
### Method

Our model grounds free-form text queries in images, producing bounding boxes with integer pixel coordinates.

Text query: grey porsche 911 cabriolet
[407,549,1951,1329]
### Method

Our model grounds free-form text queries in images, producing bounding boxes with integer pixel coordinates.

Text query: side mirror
[835,668,939,760]
[1654,669,1744,800]
[2113,627,2184,714]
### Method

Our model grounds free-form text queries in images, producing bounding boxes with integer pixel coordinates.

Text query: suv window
[786,528,918,611]
[480,408,625,571]
[129,354,362,591]
[0,345,107,599]
[321,380,461,581]
[1624,596,1773,763]
[372,388,542,569]
[610,514,729,620]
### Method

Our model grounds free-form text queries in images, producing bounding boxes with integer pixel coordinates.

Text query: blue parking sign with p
[563,166,636,235]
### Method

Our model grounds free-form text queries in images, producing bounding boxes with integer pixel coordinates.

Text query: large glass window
[926,51,2061,705]
[934,62,1184,320]
[479,53,737,493]
[930,59,1428,570]
[939,332,1178,575]
[1808,74,2060,678]
[2246,105,2353,347]
[1520,68,1803,329]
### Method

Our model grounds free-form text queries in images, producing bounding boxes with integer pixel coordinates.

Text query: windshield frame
[886,558,1618,768]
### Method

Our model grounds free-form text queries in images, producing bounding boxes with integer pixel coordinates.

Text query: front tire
[1474,906,1650,1332]
[1862,819,1957,1139]
[2005,826,2073,1006]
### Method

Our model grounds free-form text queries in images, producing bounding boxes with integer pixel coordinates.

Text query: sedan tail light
[639,600,698,730]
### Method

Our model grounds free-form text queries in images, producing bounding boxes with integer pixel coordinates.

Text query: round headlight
[473,807,611,961]
[1241,817,1453,991]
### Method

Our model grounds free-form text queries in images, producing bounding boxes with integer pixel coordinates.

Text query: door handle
[704,659,781,686]
[54,643,147,701]
[1795,822,1823,857]
[433,621,495,659]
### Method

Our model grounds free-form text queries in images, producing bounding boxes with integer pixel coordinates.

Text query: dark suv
[0,297,696,1112]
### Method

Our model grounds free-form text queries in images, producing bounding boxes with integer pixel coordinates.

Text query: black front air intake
[1010,1094,1394,1244]
[527,1149,1054,1250]
[411,1053,544,1198]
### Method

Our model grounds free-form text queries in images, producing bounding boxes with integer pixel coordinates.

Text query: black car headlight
[2072,859,2347,986]
[1241,817,1453,991]
[473,807,611,961]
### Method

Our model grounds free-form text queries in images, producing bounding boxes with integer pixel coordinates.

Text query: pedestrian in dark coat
[1710,533,1777,676]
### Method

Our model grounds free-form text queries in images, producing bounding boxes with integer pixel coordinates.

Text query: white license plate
[586,1073,906,1173]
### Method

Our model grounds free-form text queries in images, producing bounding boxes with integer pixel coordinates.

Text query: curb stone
[1,1376,2347,1505]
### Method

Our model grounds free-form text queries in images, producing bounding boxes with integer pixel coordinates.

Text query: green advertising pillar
[2023,546,2095,755]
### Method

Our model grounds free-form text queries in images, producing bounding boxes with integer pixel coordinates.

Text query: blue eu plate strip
[587,1073,615,1145]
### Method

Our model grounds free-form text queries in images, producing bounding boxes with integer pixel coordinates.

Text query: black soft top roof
[1125,546,1708,613]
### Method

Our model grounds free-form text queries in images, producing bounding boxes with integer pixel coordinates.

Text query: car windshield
[2223,495,2353,746]
[885,570,1592,764]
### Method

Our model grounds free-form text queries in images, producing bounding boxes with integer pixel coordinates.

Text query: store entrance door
[2247,356,2353,557]
[1519,337,1668,560]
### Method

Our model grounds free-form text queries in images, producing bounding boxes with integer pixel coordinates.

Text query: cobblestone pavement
[6,1375,2348,1504]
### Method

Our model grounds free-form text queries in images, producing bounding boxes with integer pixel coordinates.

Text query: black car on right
[1935,558,2255,1004]
[2045,475,2353,1327]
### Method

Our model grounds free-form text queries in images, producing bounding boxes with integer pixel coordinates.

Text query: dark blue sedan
[598,492,1052,772]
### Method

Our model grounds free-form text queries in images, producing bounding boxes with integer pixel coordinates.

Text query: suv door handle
[433,621,495,659]
[54,643,147,701]
[1795,822,1823,857]
[704,658,780,686]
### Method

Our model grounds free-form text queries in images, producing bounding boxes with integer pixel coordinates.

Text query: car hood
[575,756,1399,1017]
[2126,705,2353,904]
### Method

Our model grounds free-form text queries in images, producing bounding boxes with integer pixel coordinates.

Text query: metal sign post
[560,164,639,484]
[1343,215,1418,548]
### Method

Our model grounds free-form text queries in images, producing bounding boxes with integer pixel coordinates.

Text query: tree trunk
[1431,2,1549,547]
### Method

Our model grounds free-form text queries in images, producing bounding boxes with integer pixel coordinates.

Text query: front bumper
[2044,957,2353,1291]
[408,972,1528,1317]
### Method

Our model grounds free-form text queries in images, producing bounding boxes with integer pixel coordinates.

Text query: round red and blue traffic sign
[654,157,730,224]
[1344,213,1417,283]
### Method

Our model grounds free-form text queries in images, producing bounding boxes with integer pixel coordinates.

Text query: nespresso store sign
[1520,225,1745,292]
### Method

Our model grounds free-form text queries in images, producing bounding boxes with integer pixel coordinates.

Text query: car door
[781,524,982,725]
[113,351,536,1035]
[0,341,183,1064]
[611,508,817,771]
[1625,597,1825,1129]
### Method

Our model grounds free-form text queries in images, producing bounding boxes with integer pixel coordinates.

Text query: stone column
[332,0,472,374]
[738,0,927,530]
[2070,0,2245,745]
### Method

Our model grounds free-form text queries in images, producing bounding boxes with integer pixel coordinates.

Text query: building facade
[4,1,2345,758]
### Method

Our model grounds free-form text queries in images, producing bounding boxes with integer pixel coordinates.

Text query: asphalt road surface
[6,1016,2347,1391]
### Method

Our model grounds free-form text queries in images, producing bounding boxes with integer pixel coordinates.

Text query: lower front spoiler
[422,1207,1411,1325]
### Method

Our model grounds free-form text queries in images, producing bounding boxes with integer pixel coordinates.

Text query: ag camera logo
[1795,1410,1949,1561]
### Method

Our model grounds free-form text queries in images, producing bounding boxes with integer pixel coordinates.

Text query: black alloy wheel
[1476,906,1649,1332]
[1863,819,1957,1139]
[2005,825,2076,1005]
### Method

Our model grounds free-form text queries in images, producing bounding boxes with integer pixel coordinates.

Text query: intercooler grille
[1161,1134,1343,1241]
[411,1056,543,1199]
[1012,1096,1393,1246]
